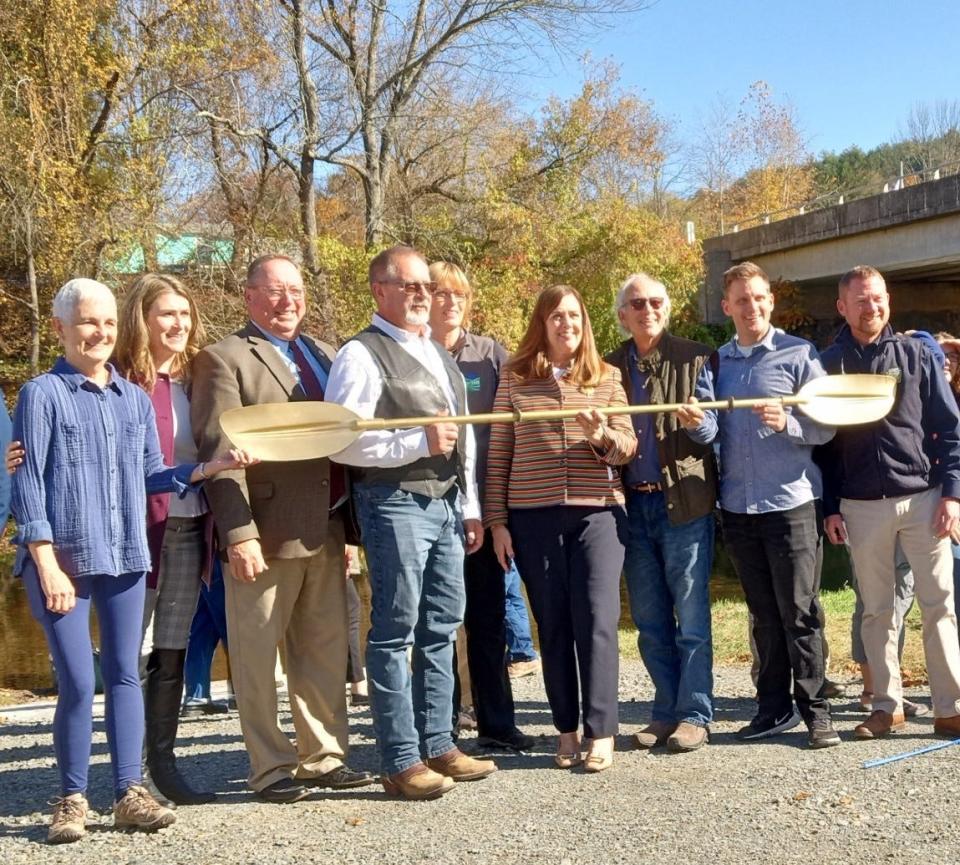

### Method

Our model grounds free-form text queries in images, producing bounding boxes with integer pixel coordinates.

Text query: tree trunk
[25,209,40,374]
[298,149,319,276]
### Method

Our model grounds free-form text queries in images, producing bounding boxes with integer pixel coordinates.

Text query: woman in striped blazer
[484,285,637,773]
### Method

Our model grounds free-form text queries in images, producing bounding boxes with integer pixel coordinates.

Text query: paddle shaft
[353,395,809,431]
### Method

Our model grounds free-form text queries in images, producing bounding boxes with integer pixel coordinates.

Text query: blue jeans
[623,491,714,726]
[354,484,465,776]
[183,558,229,702]
[23,562,146,798]
[504,561,538,663]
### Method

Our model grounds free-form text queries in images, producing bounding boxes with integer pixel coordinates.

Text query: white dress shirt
[325,314,480,520]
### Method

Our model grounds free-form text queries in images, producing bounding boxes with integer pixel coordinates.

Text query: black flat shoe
[255,778,310,804]
[302,765,375,789]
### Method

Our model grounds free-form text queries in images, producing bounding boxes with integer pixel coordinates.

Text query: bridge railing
[722,157,960,235]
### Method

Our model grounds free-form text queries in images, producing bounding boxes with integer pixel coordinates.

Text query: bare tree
[899,99,960,175]
[197,0,649,253]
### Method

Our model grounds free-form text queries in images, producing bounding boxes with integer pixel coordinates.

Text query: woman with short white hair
[11,278,253,844]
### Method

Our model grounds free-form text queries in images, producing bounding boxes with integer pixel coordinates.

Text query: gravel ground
[2,660,960,864]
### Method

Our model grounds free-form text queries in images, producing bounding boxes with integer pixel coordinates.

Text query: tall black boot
[144,648,216,805]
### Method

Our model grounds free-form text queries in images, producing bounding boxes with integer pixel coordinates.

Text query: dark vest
[350,325,468,498]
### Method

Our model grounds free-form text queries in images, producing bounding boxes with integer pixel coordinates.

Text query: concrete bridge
[701,173,960,340]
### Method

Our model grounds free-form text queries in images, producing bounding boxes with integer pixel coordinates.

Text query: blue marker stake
[863,737,960,769]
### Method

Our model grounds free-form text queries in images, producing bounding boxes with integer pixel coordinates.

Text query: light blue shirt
[685,327,835,515]
[252,323,329,390]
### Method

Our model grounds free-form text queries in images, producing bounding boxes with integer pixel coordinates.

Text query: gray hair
[615,273,671,335]
[52,278,114,321]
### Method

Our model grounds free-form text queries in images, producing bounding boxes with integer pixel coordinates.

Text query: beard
[405,308,430,328]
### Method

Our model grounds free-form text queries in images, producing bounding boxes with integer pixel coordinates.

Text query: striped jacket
[482,365,637,527]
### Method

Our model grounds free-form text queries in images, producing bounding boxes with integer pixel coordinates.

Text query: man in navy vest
[326,245,495,800]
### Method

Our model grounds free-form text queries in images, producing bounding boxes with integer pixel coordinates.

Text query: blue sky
[522,0,960,157]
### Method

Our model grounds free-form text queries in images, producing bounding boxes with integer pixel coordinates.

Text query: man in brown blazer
[191,254,373,802]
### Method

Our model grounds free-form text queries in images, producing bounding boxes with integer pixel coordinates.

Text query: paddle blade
[797,373,896,426]
[219,401,361,461]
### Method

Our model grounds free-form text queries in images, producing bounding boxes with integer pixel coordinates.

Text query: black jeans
[721,500,830,724]
[455,533,519,737]
[509,505,626,738]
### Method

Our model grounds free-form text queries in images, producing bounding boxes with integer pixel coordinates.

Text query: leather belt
[629,482,662,494]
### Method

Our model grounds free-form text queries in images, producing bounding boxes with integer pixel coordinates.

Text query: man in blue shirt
[678,262,840,748]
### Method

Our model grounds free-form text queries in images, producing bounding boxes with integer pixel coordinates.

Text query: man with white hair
[326,245,493,800]
[605,274,718,752]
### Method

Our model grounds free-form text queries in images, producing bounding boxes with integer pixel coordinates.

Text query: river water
[0,540,851,691]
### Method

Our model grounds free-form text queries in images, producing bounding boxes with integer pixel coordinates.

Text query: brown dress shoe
[381,763,454,800]
[667,721,709,753]
[633,721,677,749]
[426,748,497,781]
[933,714,960,737]
[854,709,906,739]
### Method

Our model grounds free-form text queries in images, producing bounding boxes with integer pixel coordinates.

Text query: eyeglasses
[945,351,960,365]
[433,290,468,304]
[378,280,437,296]
[252,283,305,301]
[622,297,666,311]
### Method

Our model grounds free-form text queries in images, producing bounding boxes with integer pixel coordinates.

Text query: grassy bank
[618,586,929,686]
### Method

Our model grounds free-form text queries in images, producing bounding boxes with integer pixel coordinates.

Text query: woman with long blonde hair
[484,285,637,772]
[116,273,215,806]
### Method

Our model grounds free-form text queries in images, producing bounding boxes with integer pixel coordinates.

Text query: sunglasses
[623,297,665,311]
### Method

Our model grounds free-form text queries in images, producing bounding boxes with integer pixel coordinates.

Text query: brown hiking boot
[667,722,709,752]
[47,793,88,845]
[381,763,454,800]
[113,785,177,831]
[853,710,906,739]
[426,748,497,781]
[933,714,960,737]
[633,720,677,749]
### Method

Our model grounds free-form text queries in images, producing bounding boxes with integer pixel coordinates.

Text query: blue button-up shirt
[685,327,835,514]
[11,358,196,578]
[623,342,662,486]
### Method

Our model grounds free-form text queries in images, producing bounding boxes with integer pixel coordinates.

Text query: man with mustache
[818,265,960,740]
[606,273,718,753]
[326,245,493,800]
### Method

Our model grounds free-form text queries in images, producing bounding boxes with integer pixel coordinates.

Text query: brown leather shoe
[425,748,497,782]
[933,714,960,737]
[381,763,454,800]
[854,709,906,739]
[667,721,709,753]
[633,721,677,749]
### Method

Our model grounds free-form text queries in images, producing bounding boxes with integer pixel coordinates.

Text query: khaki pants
[841,487,960,717]
[225,517,349,791]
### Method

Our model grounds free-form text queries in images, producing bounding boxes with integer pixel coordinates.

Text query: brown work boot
[113,785,176,831]
[667,722,709,753]
[426,747,497,781]
[933,714,960,737]
[633,720,677,749]
[381,763,454,800]
[47,793,88,845]
[853,709,906,739]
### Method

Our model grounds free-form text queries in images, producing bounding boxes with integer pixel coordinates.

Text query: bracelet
[197,462,209,480]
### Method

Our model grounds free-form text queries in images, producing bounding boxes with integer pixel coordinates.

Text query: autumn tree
[688,82,813,237]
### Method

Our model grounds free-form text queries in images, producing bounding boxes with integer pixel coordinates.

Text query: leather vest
[350,325,467,498]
